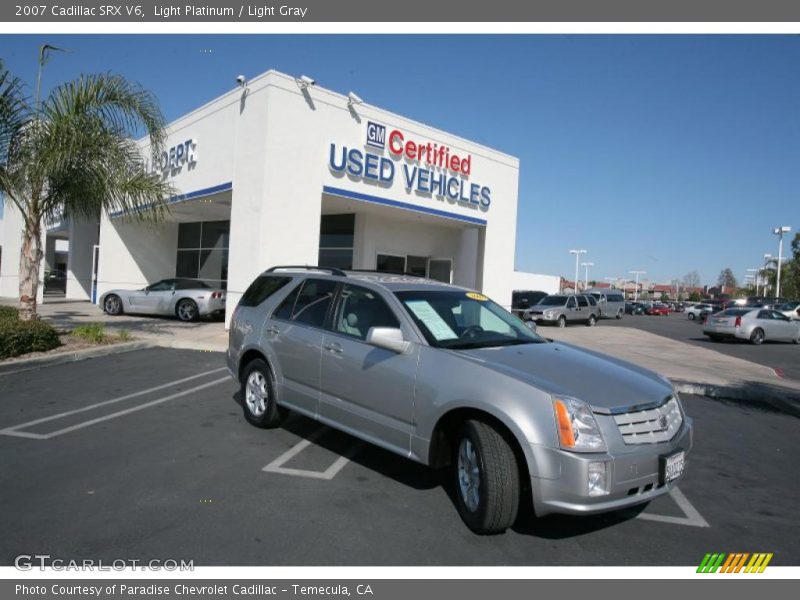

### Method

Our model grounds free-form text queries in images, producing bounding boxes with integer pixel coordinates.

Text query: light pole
[569,249,586,292]
[746,268,759,295]
[581,261,594,291]
[629,270,646,303]
[773,226,792,298]
[35,44,69,112]
[763,253,775,296]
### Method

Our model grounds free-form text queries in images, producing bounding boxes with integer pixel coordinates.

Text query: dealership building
[0,69,558,324]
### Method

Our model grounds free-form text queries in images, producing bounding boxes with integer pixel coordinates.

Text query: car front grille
[613,397,683,445]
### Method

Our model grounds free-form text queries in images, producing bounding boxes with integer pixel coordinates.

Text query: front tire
[103,294,123,316]
[688,313,696,321]
[557,315,567,328]
[241,359,283,428]
[616,310,623,320]
[176,298,199,322]
[750,328,765,345]
[453,420,520,535]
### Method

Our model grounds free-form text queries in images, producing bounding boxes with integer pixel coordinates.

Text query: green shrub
[0,306,19,322]
[117,329,131,341]
[71,323,107,344]
[0,319,61,359]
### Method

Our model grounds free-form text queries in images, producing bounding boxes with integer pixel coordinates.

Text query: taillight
[734,316,742,328]
[211,291,224,299]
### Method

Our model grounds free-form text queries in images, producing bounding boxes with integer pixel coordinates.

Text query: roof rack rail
[266,265,348,277]
[348,269,427,278]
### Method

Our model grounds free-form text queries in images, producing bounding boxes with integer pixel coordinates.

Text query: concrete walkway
[1,297,228,352]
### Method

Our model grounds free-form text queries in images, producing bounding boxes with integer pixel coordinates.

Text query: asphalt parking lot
[601,312,800,381]
[1,348,798,566]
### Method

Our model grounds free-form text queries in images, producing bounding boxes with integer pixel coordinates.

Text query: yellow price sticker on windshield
[466,292,488,301]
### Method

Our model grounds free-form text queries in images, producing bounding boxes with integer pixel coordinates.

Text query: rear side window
[239,276,290,307]
[721,308,750,317]
[577,296,589,307]
[334,284,400,340]
[274,278,337,328]
[608,294,624,303]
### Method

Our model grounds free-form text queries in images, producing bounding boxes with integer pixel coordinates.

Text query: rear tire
[707,334,722,342]
[241,359,283,428]
[750,328,765,345]
[557,315,567,328]
[176,298,199,322]
[586,314,597,327]
[453,420,520,535]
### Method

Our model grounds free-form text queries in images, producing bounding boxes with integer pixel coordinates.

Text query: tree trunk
[18,218,43,321]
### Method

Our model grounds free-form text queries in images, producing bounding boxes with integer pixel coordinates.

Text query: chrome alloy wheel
[104,295,121,314]
[177,301,197,321]
[457,438,481,513]
[245,370,268,416]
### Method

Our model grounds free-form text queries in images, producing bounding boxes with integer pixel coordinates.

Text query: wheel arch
[427,406,533,485]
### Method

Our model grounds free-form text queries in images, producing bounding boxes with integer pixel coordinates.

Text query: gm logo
[366,121,386,149]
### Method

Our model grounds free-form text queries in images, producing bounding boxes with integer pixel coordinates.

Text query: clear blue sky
[2,35,799,286]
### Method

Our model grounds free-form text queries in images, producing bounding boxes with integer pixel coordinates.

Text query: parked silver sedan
[775,301,800,321]
[703,307,800,345]
[100,278,226,322]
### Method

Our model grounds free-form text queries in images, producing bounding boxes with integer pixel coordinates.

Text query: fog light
[588,461,609,497]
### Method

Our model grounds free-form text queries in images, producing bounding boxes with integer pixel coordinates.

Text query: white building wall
[0,204,45,304]
[94,70,524,327]
[511,270,561,295]
[65,219,99,301]
[97,219,179,292]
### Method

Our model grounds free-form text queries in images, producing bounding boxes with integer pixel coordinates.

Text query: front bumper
[529,418,693,516]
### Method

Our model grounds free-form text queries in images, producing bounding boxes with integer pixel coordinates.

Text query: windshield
[394,290,546,350]
[537,295,569,306]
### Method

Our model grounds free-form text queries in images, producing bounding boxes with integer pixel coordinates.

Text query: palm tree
[0,60,173,320]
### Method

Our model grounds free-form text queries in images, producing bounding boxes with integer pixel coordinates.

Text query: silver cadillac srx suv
[227,266,693,534]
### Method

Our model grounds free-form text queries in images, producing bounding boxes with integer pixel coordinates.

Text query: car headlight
[545,310,555,318]
[553,397,606,452]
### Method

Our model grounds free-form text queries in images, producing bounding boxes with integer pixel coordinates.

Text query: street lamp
[569,249,586,292]
[580,261,594,291]
[773,226,792,298]
[763,253,775,296]
[746,268,759,295]
[629,270,646,303]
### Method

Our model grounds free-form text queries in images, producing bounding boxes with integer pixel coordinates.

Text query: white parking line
[0,369,228,440]
[262,428,360,480]
[636,486,710,527]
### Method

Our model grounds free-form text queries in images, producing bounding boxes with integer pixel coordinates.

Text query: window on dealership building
[176,220,230,288]
[318,214,354,270]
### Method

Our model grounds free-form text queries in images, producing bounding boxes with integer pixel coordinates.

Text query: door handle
[265,325,280,335]
[324,342,343,354]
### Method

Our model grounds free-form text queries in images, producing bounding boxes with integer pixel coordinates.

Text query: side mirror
[525,320,537,332]
[365,327,411,354]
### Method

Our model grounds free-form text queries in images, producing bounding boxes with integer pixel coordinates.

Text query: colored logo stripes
[697,553,773,573]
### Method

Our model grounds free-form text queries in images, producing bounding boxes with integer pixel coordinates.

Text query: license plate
[660,450,685,484]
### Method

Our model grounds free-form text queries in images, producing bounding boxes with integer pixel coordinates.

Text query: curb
[674,379,800,419]
[0,341,154,377]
